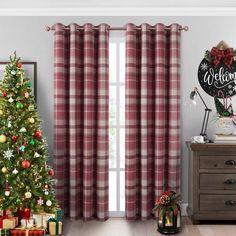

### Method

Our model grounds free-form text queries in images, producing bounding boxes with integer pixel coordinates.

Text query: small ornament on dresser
[214,91,236,136]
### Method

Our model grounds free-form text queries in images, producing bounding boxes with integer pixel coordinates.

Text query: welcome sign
[198,46,236,98]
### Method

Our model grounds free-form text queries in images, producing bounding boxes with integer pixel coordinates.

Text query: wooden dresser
[187,142,236,224]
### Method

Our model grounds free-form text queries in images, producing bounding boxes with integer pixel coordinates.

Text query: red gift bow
[211,47,234,69]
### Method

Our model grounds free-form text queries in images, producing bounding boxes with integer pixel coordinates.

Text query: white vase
[217,117,236,135]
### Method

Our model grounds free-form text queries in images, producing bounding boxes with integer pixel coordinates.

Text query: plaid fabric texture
[125,23,181,219]
[211,47,233,69]
[54,23,109,220]
[10,229,44,236]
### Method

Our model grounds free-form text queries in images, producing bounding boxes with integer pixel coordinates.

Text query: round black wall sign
[198,58,236,98]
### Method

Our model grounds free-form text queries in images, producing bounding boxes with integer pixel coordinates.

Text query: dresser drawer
[200,174,236,190]
[200,194,236,211]
[200,155,236,169]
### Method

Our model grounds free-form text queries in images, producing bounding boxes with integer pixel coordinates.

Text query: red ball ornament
[22,160,30,169]
[12,135,17,141]
[2,92,7,97]
[48,169,54,176]
[17,63,22,69]
[35,131,42,139]
[23,208,30,218]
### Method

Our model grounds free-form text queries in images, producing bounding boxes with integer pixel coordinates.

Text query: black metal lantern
[157,204,181,234]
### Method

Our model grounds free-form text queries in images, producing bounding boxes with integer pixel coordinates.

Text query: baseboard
[181,203,188,216]
[109,203,188,218]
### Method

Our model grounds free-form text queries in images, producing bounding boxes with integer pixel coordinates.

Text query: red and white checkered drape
[125,23,181,219]
[53,23,109,220]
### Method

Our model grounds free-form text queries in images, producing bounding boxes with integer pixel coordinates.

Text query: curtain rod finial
[183,26,189,31]
[45,26,51,32]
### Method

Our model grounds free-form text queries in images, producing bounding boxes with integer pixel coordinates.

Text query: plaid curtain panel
[125,23,181,219]
[53,23,109,220]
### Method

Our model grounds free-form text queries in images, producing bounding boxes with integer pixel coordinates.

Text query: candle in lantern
[165,215,173,227]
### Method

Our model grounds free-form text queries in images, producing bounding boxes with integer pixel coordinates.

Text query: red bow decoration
[211,47,234,69]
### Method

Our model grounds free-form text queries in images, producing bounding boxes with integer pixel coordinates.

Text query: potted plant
[214,96,236,135]
[152,191,181,234]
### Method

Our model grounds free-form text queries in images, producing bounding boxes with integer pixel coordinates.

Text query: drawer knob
[224,179,236,184]
[225,160,236,165]
[225,200,236,206]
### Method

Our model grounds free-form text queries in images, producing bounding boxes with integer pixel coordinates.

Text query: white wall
[0,16,235,203]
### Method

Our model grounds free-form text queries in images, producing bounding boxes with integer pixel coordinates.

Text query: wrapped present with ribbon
[47,218,62,235]
[0,210,13,218]
[10,227,45,236]
[31,214,42,229]
[54,209,63,222]
[41,214,55,229]
[0,229,10,236]
[2,216,18,229]
[20,219,34,229]
[32,213,55,228]
[17,209,30,221]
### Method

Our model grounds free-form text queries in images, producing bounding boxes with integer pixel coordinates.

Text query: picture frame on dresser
[0,62,37,102]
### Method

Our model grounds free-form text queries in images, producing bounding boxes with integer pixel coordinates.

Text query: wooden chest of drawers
[187,142,236,224]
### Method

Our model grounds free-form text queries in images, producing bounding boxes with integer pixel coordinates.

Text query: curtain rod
[45,25,189,32]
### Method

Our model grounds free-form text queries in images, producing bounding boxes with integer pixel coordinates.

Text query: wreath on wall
[198,41,236,98]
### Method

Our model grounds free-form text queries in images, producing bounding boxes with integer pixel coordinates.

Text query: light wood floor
[63,217,236,236]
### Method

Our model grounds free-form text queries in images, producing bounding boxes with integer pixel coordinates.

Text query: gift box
[0,229,10,236]
[48,219,62,235]
[10,228,45,236]
[54,209,63,222]
[20,219,34,229]
[1,217,18,229]
[32,213,55,228]
[31,215,42,228]
[17,210,30,221]
[0,210,13,217]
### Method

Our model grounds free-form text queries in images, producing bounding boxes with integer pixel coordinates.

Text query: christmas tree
[0,53,58,213]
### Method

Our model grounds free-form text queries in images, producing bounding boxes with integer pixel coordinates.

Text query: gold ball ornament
[25,192,32,199]
[0,135,7,143]
[28,118,35,124]
[0,110,3,115]
[1,167,7,173]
